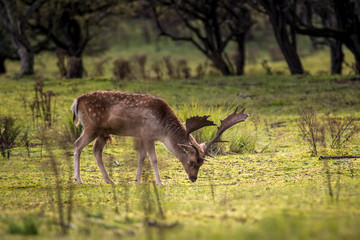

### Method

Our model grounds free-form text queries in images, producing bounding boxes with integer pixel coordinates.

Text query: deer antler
[185,115,216,136]
[204,107,249,155]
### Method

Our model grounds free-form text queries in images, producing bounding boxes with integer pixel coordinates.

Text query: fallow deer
[71,91,249,184]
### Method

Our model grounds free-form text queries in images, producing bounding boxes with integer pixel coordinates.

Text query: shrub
[0,116,20,160]
[195,62,209,78]
[132,54,148,79]
[163,56,175,79]
[297,107,324,156]
[62,117,83,144]
[8,216,40,235]
[151,60,165,80]
[297,108,359,155]
[228,127,256,154]
[93,57,111,77]
[176,59,191,79]
[113,58,132,82]
[324,113,359,149]
[20,130,32,158]
[30,79,56,127]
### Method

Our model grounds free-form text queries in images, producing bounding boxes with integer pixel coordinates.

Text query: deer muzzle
[189,176,197,182]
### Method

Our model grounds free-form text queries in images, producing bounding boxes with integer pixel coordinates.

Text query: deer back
[74,91,183,139]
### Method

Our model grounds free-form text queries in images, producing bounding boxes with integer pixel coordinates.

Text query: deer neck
[161,119,192,162]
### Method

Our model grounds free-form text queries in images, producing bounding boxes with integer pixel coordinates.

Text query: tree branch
[20,0,50,32]
[296,25,348,40]
[152,4,209,56]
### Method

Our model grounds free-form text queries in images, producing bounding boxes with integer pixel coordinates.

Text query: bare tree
[0,0,50,76]
[151,0,253,76]
[253,0,305,75]
[295,0,360,74]
[29,0,120,78]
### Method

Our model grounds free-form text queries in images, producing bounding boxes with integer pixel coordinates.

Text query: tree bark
[67,56,83,78]
[235,32,246,75]
[210,52,232,76]
[344,38,360,74]
[333,0,360,74]
[329,40,343,74]
[0,56,6,74]
[16,42,34,76]
[0,0,49,76]
[271,21,304,74]
[260,0,304,75]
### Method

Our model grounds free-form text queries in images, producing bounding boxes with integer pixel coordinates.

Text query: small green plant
[0,116,20,160]
[8,216,40,235]
[62,117,83,143]
[228,127,256,154]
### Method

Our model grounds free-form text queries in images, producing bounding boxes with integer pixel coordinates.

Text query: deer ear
[177,143,194,154]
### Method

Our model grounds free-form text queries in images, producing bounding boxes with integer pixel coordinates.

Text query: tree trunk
[271,24,304,74]
[67,56,83,78]
[18,47,34,76]
[0,56,6,74]
[13,39,34,76]
[273,30,304,74]
[263,0,304,75]
[329,40,343,74]
[235,32,246,75]
[348,37,360,74]
[333,0,360,74]
[210,52,232,76]
[343,38,360,74]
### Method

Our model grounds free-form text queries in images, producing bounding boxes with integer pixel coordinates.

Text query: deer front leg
[74,131,96,184]
[93,137,115,184]
[135,140,147,183]
[144,140,163,185]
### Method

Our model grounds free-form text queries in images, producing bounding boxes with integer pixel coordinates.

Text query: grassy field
[1,25,360,239]
[0,69,359,239]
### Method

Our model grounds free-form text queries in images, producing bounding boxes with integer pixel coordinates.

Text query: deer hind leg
[135,139,147,183]
[93,136,115,184]
[144,140,163,185]
[74,131,96,184]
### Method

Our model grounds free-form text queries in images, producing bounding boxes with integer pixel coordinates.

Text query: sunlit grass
[0,27,360,239]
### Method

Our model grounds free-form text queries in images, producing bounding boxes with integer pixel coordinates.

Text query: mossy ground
[0,44,360,239]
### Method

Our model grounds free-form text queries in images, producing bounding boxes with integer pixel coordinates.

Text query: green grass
[0,71,359,239]
[0,24,360,239]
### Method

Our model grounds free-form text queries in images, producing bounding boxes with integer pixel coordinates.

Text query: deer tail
[71,99,80,126]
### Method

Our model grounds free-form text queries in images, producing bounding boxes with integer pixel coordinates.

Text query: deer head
[178,108,250,182]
